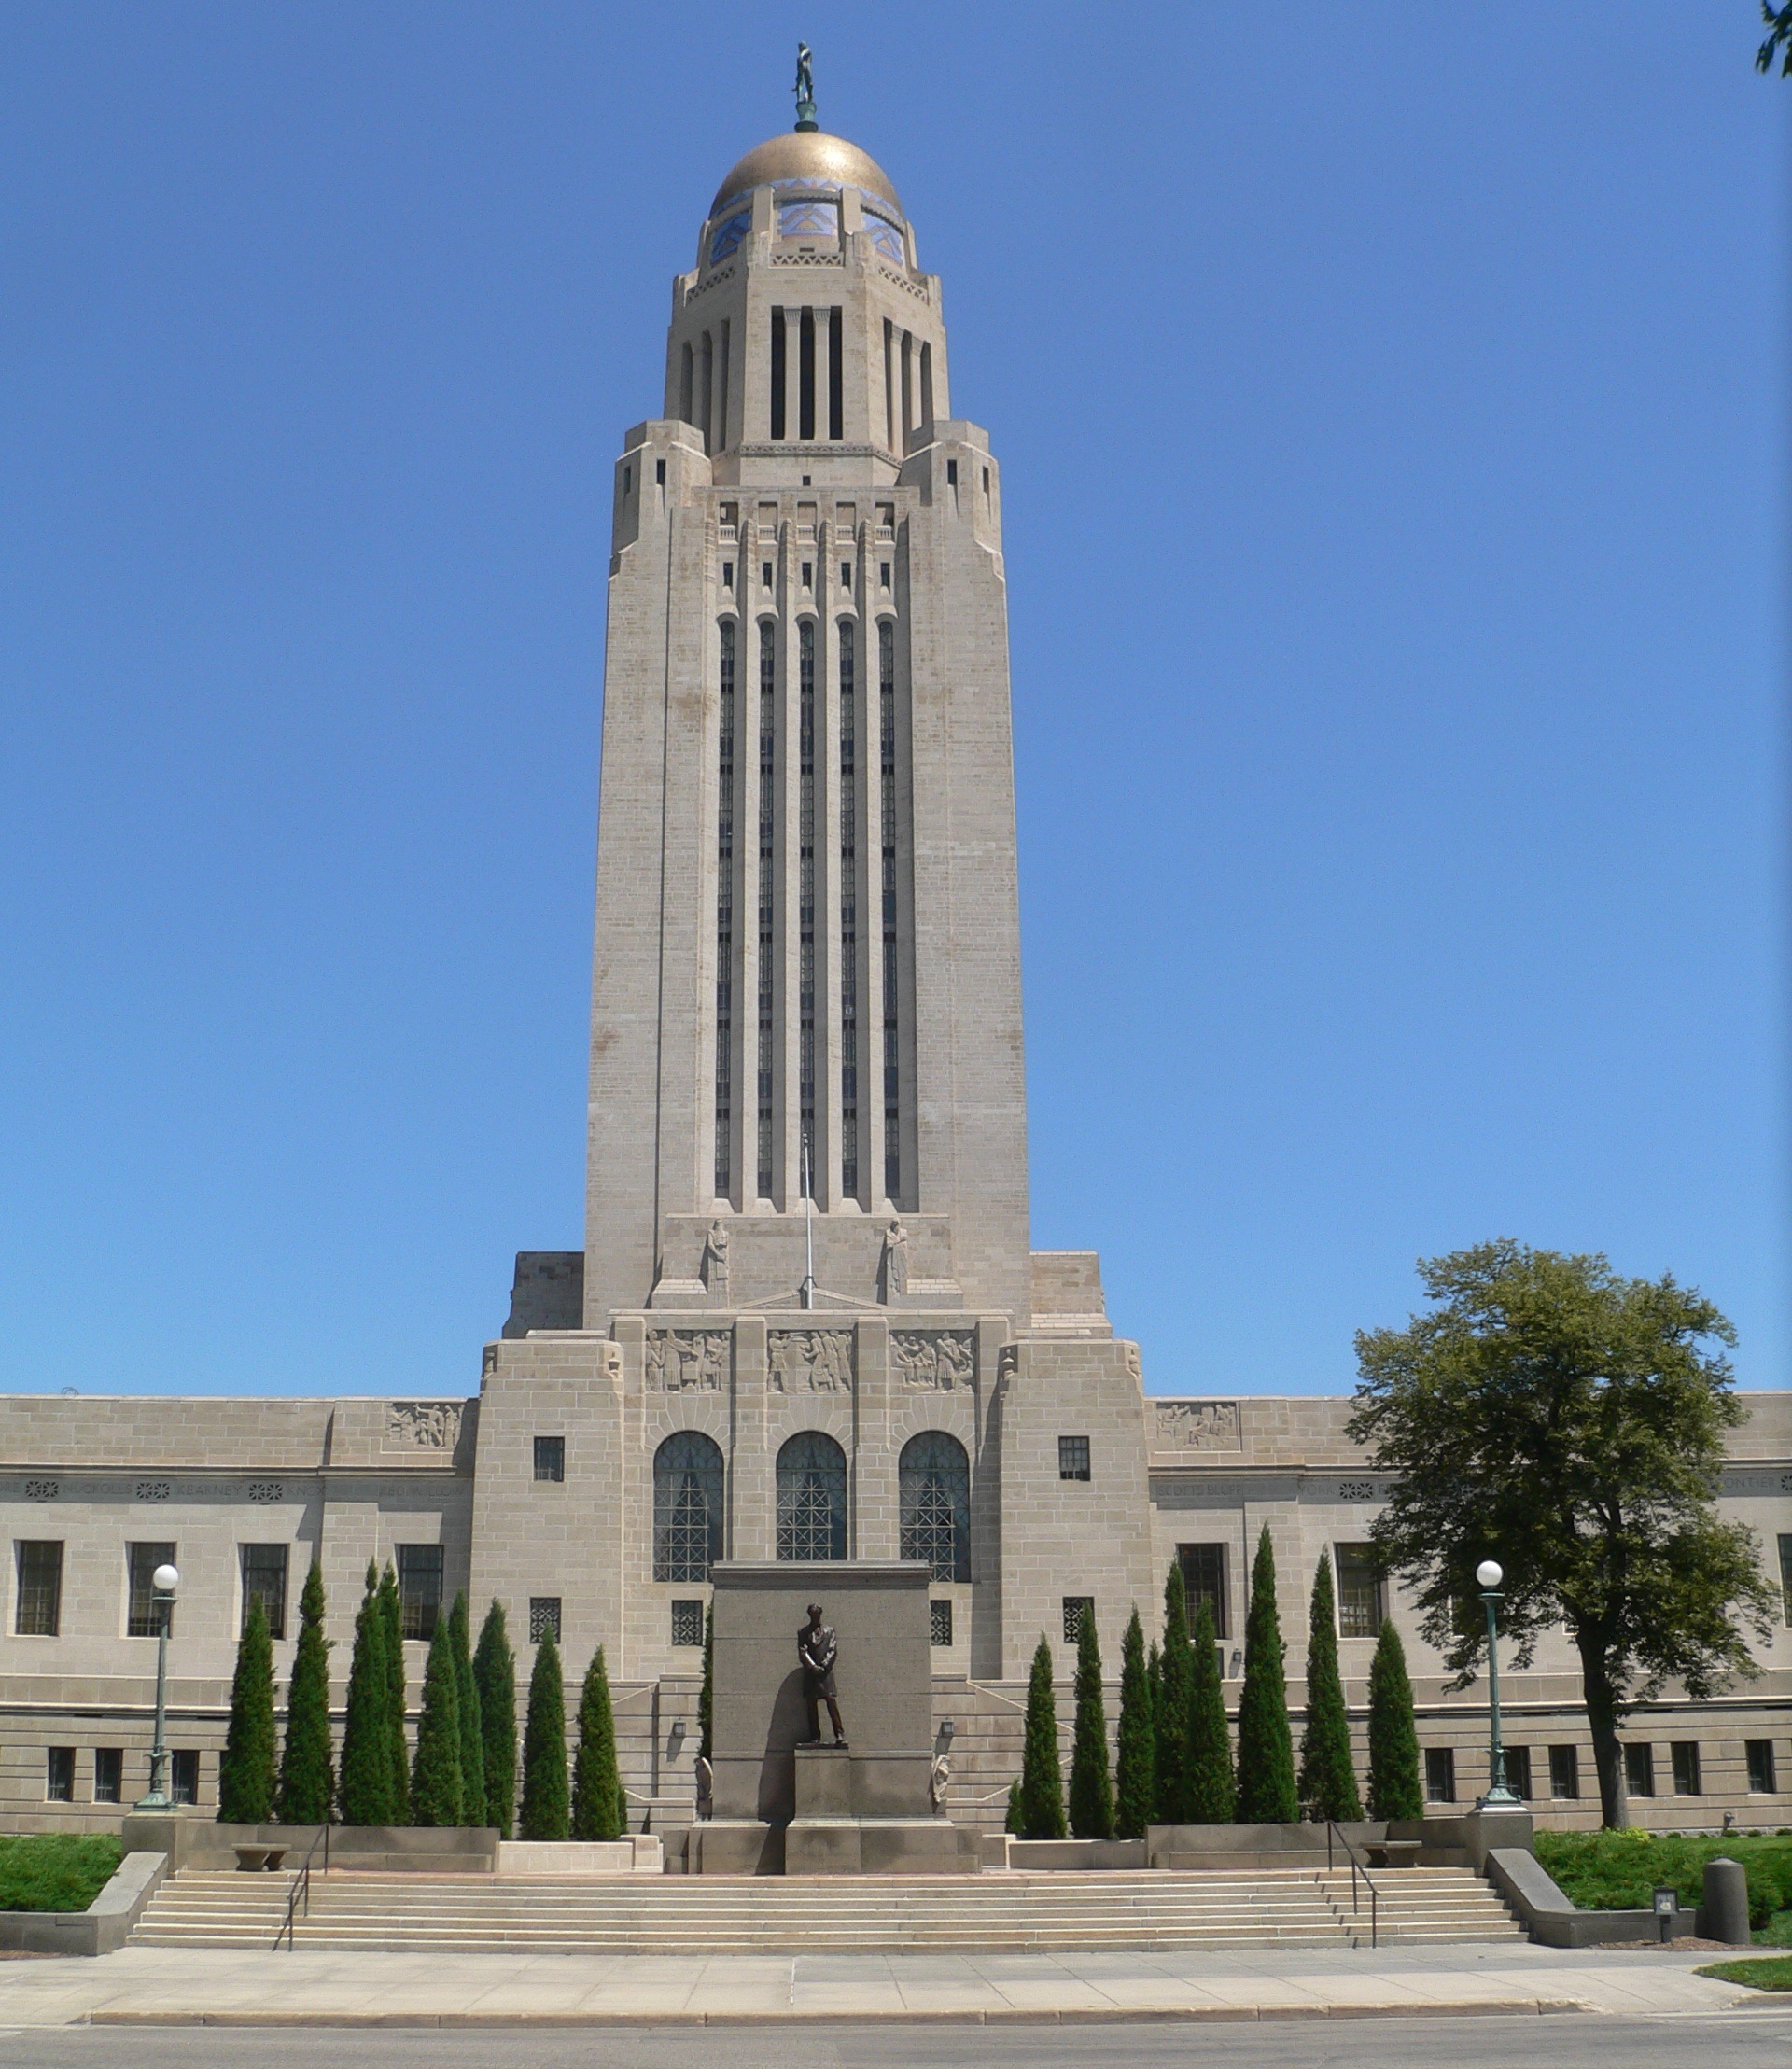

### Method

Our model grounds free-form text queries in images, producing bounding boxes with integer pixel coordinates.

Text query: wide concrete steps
[133,1866,1520,1952]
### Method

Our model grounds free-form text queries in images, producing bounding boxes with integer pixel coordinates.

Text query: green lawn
[1535,1829,1792,1933]
[0,1835,122,1913]
[1696,1954,1792,1991]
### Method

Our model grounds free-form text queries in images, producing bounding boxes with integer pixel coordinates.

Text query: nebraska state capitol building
[4,112,1788,1834]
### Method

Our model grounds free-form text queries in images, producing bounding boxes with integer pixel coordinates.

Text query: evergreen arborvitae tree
[697,1606,714,1762]
[1015,1634,1067,1839]
[1145,1637,1163,1755]
[1113,1607,1156,1840]
[376,1561,410,1823]
[339,1563,393,1826]
[449,1591,486,1827]
[1235,1525,1299,1822]
[1366,1619,1423,1820]
[217,1595,277,1824]
[571,1643,626,1841]
[1298,1552,1363,1822]
[410,1618,464,1827]
[472,1600,518,1838]
[1066,1606,1115,1839]
[1184,1597,1237,1823]
[1004,1778,1023,1836]
[1154,1562,1193,1824]
[519,1623,570,1840]
[276,1560,334,1824]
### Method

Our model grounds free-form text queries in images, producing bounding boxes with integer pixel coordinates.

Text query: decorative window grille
[127,1543,176,1639]
[776,1431,847,1562]
[838,621,858,1196]
[1057,1435,1090,1482]
[532,1435,565,1484]
[1176,1543,1227,1641]
[529,1597,562,1645]
[14,1542,62,1636]
[899,1432,970,1583]
[239,1544,288,1641]
[670,1600,706,1648]
[397,1544,443,1642]
[715,619,735,1197]
[930,1599,953,1648]
[878,619,900,1199]
[1334,1544,1385,1638]
[1062,1596,1094,1646]
[757,620,777,1196]
[653,1431,725,1584]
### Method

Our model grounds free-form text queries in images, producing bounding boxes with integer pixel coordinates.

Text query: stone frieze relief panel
[891,1329,974,1390]
[386,1401,464,1449]
[1153,1400,1242,1451]
[767,1329,854,1393]
[645,1330,730,1392]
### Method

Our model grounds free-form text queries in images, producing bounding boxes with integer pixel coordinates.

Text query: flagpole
[801,1132,815,1310]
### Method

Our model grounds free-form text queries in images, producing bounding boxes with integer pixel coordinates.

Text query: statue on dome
[793,43,818,132]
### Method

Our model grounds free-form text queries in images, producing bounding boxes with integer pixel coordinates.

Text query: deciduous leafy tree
[1759,4,1792,76]
[410,1619,464,1826]
[449,1591,486,1827]
[339,1563,393,1826]
[1297,1553,1362,1822]
[276,1561,334,1824]
[1154,1564,1193,1823]
[1366,1619,1422,1820]
[1348,1241,1774,1828]
[1015,1634,1067,1839]
[571,1643,626,1841]
[473,1601,517,1838]
[1185,1597,1236,1823]
[1113,1607,1155,1840]
[217,1596,276,1824]
[1235,1526,1298,1822]
[519,1624,569,1840]
[1067,1607,1114,1839]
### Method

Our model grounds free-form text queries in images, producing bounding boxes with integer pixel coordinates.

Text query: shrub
[276,1560,334,1825]
[1113,1607,1155,1840]
[0,1836,122,1912]
[1366,1619,1422,1820]
[571,1643,626,1841]
[1296,1553,1362,1822]
[409,1619,464,1827]
[519,1623,569,1840]
[449,1591,486,1827]
[1155,1564,1193,1823]
[217,1595,276,1824]
[1234,1525,1298,1823]
[1535,1829,1792,1927]
[472,1600,517,1839]
[1185,1598,1236,1823]
[1067,1606,1114,1840]
[1015,1634,1067,1840]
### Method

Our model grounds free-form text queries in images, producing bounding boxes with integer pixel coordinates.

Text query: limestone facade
[2,117,1786,1835]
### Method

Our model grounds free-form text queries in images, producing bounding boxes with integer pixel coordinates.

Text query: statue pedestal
[785,1746,973,1874]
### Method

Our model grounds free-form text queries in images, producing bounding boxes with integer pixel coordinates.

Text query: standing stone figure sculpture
[797,1602,848,1748]
[881,1219,910,1301]
[700,1219,730,1295]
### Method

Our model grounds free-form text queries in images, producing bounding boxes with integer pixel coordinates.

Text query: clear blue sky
[0,7,1785,1400]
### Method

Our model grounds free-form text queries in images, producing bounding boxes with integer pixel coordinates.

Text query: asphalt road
[0,2014,1787,2069]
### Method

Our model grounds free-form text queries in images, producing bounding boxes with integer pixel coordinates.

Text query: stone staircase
[132,1866,1520,1953]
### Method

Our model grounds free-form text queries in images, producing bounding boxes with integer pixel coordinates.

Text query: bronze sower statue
[797,1602,848,1747]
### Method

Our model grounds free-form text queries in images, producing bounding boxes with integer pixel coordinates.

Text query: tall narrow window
[653,1431,725,1582]
[919,340,933,430]
[715,620,735,1198]
[1176,1543,1227,1641]
[127,1542,176,1638]
[1335,1544,1385,1637]
[899,1433,970,1582]
[757,620,777,1196]
[798,306,816,440]
[397,1543,443,1643]
[240,1544,288,1641]
[14,1542,62,1637]
[717,319,731,451]
[679,341,693,424]
[828,308,844,440]
[776,1433,847,1561]
[699,330,714,452]
[879,620,901,1199]
[838,621,858,1196]
[900,330,913,443]
[770,309,786,440]
[883,317,895,450]
[798,620,817,1167]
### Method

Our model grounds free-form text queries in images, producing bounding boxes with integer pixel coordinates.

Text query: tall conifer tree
[571,1643,626,1840]
[276,1561,334,1824]
[376,1561,410,1822]
[1235,1525,1299,1822]
[449,1591,486,1826]
[410,1618,464,1826]
[1297,1552,1363,1821]
[1113,1607,1156,1840]
[1366,1619,1423,1820]
[1154,1562,1193,1823]
[1184,1596,1236,1822]
[697,1606,714,1762]
[1066,1607,1114,1839]
[339,1563,393,1825]
[472,1601,518,1838]
[217,1595,276,1824]
[519,1624,570,1839]
[1015,1634,1067,1839]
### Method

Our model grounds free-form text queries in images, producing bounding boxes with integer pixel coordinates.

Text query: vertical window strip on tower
[757,620,777,1197]
[770,310,786,441]
[798,620,817,1173]
[879,620,901,1200]
[838,621,858,1197]
[714,620,735,1198]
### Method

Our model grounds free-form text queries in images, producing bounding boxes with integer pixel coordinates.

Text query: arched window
[653,1431,725,1583]
[899,1432,970,1583]
[776,1431,847,1562]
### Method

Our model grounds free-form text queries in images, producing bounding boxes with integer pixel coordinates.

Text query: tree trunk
[1575,1629,1628,1829]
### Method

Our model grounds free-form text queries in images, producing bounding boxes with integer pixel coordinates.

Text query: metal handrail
[1324,1820,1380,1949]
[274,1823,330,1952]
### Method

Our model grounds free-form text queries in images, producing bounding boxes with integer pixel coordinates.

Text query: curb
[85,1998,1589,2028]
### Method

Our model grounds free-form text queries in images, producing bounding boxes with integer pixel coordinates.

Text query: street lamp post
[133,1563,180,1811]
[1476,1558,1521,1808]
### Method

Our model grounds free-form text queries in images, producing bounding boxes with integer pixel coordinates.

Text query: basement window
[1425,1747,1456,1802]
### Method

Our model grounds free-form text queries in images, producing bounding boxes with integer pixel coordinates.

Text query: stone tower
[585,125,1029,1329]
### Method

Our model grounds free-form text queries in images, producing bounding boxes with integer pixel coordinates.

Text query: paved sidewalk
[0,1943,1769,2027]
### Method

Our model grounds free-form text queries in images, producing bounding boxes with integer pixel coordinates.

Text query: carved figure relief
[767,1329,853,1393]
[892,1329,974,1390]
[387,1401,463,1448]
[997,1344,1019,1382]
[645,1331,730,1392]
[700,1221,730,1293]
[1153,1400,1241,1451]
[1122,1342,1142,1384]
[880,1220,909,1300]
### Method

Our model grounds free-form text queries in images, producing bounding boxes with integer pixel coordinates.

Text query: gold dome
[709,131,903,220]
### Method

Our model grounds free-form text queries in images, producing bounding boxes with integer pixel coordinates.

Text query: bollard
[1701,1856,1750,1947]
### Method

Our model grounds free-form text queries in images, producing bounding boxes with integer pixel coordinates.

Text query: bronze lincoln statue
[797,1602,847,1747]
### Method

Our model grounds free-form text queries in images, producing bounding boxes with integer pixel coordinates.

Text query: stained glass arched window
[899,1432,970,1583]
[653,1431,725,1583]
[776,1431,847,1562]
